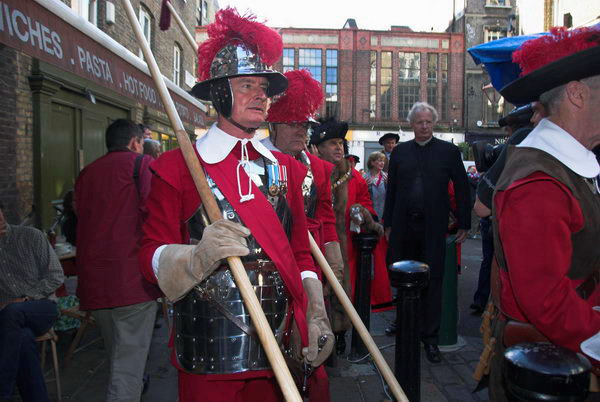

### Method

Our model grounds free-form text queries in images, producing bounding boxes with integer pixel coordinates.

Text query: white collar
[517,118,600,178]
[415,136,433,146]
[260,136,280,153]
[196,123,278,164]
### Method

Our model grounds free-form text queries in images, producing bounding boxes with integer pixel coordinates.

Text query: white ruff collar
[517,118,600,179]
[196,123,277,164]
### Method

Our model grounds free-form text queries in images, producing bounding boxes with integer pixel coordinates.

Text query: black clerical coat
[383,137,471,274]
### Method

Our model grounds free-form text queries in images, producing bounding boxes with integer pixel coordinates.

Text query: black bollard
[349,232,379,360]
[389,260,430,402]
[503,342,591,401]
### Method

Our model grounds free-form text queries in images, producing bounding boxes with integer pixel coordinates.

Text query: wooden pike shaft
[308,234,409,402]
[120,1,302,400]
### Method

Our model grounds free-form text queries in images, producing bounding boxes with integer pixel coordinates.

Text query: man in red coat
[262,69,344,291]
[487,26,600,400]
[139,9,333,402]
[309,119,391,354]
[75,119,162,401]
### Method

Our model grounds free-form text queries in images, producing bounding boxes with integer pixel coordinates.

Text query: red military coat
[139,140,329,401]
[305,153,338,255]
[496,172,600,361]
[345,170,393,308]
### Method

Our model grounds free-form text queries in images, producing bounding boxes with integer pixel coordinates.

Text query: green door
[41,103,78,229]
[81,110,108,168]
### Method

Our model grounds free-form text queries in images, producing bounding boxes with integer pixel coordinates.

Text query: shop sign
[0,0,205,127]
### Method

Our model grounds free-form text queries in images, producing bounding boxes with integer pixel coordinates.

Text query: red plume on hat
[197,8,283,81]
[267,70,324,123]
[513,26,600,76]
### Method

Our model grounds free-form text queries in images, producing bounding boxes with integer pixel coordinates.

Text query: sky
[218,0,461,33]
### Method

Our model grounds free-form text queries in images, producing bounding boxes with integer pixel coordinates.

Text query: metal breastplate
[174,262,288,374]
[175,157,293,374]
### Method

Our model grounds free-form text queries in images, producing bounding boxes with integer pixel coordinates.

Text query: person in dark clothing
[470,103,542,313]
[383,102,471,363]
[60,190,77,245]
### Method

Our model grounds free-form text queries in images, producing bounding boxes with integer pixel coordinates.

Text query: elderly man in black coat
[383,102,471,363]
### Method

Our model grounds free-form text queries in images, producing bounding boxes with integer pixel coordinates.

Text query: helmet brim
[190,71,288,101]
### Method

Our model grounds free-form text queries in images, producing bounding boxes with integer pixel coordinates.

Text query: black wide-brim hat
[378,132,400,145]
[309,120,349,146]
[345,154,360,163]
[500,44,600,104]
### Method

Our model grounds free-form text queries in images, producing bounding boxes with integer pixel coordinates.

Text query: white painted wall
[517,0,600,35]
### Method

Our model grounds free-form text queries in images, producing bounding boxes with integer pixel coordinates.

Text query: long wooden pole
[308,234,409,402]
[158,6,407,400]
[120,1,302,401]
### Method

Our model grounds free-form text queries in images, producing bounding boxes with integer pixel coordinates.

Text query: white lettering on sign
[175,102,189,119]
[0,2,63,59]
[76,46,113,83]
[122,71,157,105]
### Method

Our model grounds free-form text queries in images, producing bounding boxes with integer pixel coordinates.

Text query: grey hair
[539,84,566,116]
[540,75,600,115]
[407,101,438,124]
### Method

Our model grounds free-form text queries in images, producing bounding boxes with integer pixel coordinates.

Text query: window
[440,54,449,121]
[484,28,507,43]
[71,0,98,25]
[398,52,421,121]
[196,0,208,25]
[299,49,322,82]
[369,51,377,119]
[173,44,182,86]
[427,54,438,111]
[381,51,392,119]
[484,89,505,126]
[325,50,338,118]
[486,0,508,6]
[138,6,152,58]
[283,48,295,72]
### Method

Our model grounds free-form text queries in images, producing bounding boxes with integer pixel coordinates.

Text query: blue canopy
[467,33,547,93]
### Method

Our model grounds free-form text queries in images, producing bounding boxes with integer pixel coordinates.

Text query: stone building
[450,0,520,143]
[0,0,215,228]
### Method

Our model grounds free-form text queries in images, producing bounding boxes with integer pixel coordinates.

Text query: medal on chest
[267,164,288,196]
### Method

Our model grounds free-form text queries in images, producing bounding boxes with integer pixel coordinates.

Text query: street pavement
[30,238,487,402]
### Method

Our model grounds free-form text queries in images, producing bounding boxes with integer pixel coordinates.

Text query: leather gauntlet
[156,220,250,302]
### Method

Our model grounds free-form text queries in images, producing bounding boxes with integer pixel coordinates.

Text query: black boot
[335,331,346,355]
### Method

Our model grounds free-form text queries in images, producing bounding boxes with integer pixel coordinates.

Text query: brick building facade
[196,22,465,168]
[0,0,213,228]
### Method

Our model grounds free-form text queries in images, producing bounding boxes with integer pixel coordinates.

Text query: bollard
[389,260,430,402]
[349,232,379,360]
[439,234,458,347]
[503,342,591,401]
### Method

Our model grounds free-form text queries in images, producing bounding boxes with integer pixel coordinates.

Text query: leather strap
[575,270,599,300]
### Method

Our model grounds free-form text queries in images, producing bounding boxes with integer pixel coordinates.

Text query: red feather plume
[513,26,600,76]
[197,8,283,81]
[267,70,324,123]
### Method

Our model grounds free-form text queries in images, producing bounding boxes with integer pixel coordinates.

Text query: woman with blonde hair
[363,151,387,220]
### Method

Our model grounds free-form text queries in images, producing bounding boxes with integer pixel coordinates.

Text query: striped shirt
[0,224,64,305]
